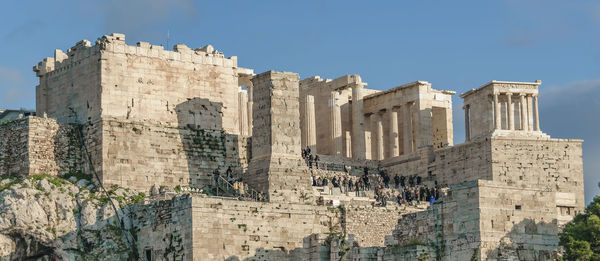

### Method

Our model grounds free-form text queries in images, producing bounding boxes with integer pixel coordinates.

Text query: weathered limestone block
[247,71,312,203]
[0,117,84,177]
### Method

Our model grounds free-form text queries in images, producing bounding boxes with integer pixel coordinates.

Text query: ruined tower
[246,71,312,203]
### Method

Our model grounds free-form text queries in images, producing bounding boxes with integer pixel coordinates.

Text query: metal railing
[214,175,265,202]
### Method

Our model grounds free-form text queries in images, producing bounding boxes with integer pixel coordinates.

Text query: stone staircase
[210,175,266,201]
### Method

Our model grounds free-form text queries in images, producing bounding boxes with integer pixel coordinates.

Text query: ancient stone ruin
[0,33,585,260]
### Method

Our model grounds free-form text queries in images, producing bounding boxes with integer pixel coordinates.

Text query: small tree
[559,196,600,261]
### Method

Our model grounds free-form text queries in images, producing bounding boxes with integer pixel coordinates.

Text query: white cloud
[99,0,199,44]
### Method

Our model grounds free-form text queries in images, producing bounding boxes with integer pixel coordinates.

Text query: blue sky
[1,0,599,203]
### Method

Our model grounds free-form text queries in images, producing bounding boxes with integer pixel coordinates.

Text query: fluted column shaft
[304,95,317,152]
[247,85,253,136]
[520,94,527,130]
[351,83,366,160]
[494,93,501,129]
[527,95,534,131]
[376,112,384,160]
[238,91,248,136]
[403,103,413,154]
[534,95,540,131]
[389,109,399,157]
[507,93,514,130]
[464,105,470,141]
[330,92,342,155]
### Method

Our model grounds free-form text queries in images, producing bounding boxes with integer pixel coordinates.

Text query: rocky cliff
[0,174,145,260]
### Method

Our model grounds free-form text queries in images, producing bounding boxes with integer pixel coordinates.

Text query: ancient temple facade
[0,33,585,260]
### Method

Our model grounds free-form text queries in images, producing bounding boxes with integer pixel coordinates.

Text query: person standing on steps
[226,166,233,183]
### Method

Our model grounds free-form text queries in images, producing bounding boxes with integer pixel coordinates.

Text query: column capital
[519,93,527,97]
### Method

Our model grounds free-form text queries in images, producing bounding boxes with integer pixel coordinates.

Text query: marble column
[238,91,248,136]
[247,84,253,136]
[464,105,470,141]
[345,131,352,157]
[527,95,534,131]
[507,93,514,130]
[494,92,501,130]
[376,112,384,160]
[351,83,366,160]
[369,113,378,159]
[330,91,342,155]
[520,93,527,130]
[403,103,413,154]
[388,108,400,157]
[304,95,317,152]
[534,95,540,131]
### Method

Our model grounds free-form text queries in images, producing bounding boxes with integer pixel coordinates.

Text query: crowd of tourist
[302,146,320,169]
[311,167,442,207]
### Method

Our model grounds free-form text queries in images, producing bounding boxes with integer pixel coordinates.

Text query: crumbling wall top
[300,74,366,91]
[33,33,240,77]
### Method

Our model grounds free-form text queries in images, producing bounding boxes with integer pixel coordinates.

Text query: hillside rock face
[0,175,145,260]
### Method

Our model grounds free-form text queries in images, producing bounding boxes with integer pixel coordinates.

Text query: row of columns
[369,102,415,160]
[492,92,540,131]
[303,88,416,160]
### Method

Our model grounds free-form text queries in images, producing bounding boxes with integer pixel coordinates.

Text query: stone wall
[381,136,582,199]
[391,181,481,260]
[345,206,406,247]
[99,117,246,191]
[489,138,585,212]
[477,180,561,260]
[134,195,409,260]
[389,178,575,260]
[98,34,250,135]
[134,195,342,260]
[0,119,29,176]
[132,196,193,260]
[247,71,312,203]
[34,40,102,124]
[33,33,254,192]
[27,117,83,176]
[0,117,84,177]
[189,197,341,260]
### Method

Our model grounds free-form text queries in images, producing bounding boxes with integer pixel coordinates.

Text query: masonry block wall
[248,71,312,202]
[99,97,246,191]
[33,34,254,192]
[477,180,561,260]
[345,206,405,247]
[134,195,410,260]
[34,40,102,124]
[0,120,30,176]
[490,138,585,213]
[0,117,84,177]
[132,196,194,260]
